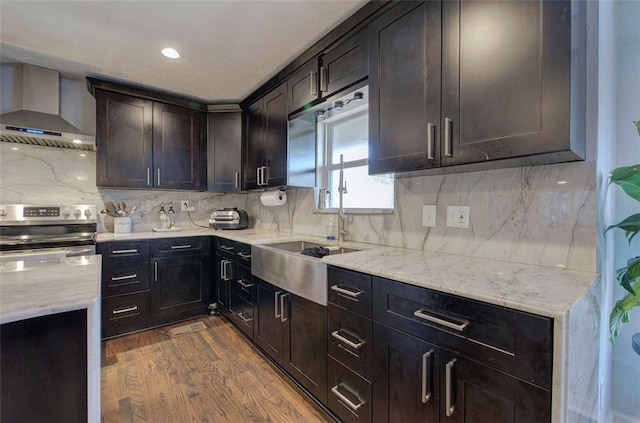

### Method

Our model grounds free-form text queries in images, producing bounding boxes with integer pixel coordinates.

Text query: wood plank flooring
[101,316,332,423]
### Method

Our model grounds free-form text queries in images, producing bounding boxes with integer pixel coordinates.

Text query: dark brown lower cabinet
[372,321,551,423]
[252,277,327,404]
[372,322,439,423]
[1,310,87,423]
[440,350,550,423]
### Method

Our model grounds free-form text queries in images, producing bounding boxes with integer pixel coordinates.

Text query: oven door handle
[66,246,96,257]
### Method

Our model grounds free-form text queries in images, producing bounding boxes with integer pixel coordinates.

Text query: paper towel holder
[260,187,287,206]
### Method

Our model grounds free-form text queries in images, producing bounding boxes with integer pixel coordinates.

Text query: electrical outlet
[180,200,195,212]
[446,205,470,228]
[422,205,436,227]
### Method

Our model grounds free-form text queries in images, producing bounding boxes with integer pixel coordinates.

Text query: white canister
[113,217,132,235]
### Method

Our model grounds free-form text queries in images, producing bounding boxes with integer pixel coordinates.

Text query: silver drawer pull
[446,358,457,417]
[237,252,251,259]
[111,274,137,281]
[330,284,363,298]
[421,349,433,403]
[219,245,234,251]
[413,309,469,332]
[238,312,253,323]
[112,249,138,254]
[331,384,364,412]
[237,279,255,289]
[113,305,138,315]
[331,330,364,350]
[170,244,192,249]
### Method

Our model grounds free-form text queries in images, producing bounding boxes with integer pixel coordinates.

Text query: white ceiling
[0,0,368,103]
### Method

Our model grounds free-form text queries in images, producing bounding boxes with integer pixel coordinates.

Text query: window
[316,86,394,210]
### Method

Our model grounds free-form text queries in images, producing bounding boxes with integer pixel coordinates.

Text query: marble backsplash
[0,142,596,272]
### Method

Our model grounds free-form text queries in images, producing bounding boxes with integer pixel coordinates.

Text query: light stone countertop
[96,229,598,319]
[0,255,101,324]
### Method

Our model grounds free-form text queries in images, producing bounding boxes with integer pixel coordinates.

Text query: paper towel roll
[260,190,287,206]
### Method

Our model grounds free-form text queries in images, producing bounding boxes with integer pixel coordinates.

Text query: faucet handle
[341,180,348,194]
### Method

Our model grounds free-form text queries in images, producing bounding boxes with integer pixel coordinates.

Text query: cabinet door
[282,293,328,404]
[253,278,284,363]
[153,103,205,190]
[152,255,211,320]
[262,82,288,187]
[207,111,243,191]
[287,58,319,113]
[320,28,368,98]
[441,0,575,166]
[368,1,442,175]
[440,351,550,423]
[243,98,263,190]
[95,89,153,188]
[373,322,439,423]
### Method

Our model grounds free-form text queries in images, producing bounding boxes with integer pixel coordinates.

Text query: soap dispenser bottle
[159,203,169,229]
[167,202,175,229]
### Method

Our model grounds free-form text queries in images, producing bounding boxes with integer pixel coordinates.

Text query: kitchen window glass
[316,86,394,210]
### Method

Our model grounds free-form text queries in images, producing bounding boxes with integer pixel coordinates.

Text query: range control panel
[0,205,97,224]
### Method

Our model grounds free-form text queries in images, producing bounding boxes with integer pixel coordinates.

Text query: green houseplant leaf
[615,257,640,295]
[610,280,640,345]
[609,164,640,202]
[606,213,640,243]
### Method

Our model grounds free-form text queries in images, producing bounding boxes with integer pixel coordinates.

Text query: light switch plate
[422,205,436,227]
[446,205,470,228]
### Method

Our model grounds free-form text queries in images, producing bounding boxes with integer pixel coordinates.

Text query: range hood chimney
[0,64,95,151]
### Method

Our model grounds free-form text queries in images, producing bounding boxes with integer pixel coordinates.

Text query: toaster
[209,208,249,230]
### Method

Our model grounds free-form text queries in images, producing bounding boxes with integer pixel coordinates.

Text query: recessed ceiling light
[161,47,180,59]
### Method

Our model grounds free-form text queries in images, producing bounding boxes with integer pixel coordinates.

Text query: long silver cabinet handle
[170,244,192,249]
[257,167,262,186]
[237,279,255,289]
[146,168,151,186]
[237,252,251,259]
[413,309,469,332]
[427,123,435,160]
[235,171,240,189]
[330,384,364,412]
[444,117,453,157]
[220,260,227,280]
[421,350,433,403]
[280,293,289,322]
[274,291,282,319]
[263,166,269,184]
[219,245,234,251]
[113,305,138,315]
[112,249,138,254]
[330,284,363,298]
[331,330,364,350]
[157,168,161,186]
[310,71,318,96]
[238,312,253,323]
[154,261,158,282]
[320,66,328,92]
[446,358,457,417]
[111,274,137,281]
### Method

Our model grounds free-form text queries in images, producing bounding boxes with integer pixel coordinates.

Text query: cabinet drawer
[103,260,150,296]
[236,242,252,267]
[99,240,149,260]
[328,357,372,423]
[215,237,237,259]
[328,266,372,317]
[151,236,210,257]
[328,304,372,381]
[372,277,552,389]
[102,291,151,337]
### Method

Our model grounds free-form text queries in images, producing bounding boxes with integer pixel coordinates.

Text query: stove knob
[84,209,92,219]
[63,208,71,219]
[73,209,81,219]
[0,209,6,217]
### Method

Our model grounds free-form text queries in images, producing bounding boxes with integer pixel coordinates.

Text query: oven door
[0,244,96,263]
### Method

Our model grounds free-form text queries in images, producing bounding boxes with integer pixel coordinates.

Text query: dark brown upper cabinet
[441,0,579,167]
[286,29,369,115]
[368,1,442,175]
[207,111,243,191]
[244,82,288,189]
[369,0,584,175]
[319,28,368,99]
[95,88,206,190]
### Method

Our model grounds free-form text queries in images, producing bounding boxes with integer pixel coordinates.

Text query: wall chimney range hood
[0,64,95,151]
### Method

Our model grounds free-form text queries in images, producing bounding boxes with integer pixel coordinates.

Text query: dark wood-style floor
[101,316,331,423]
